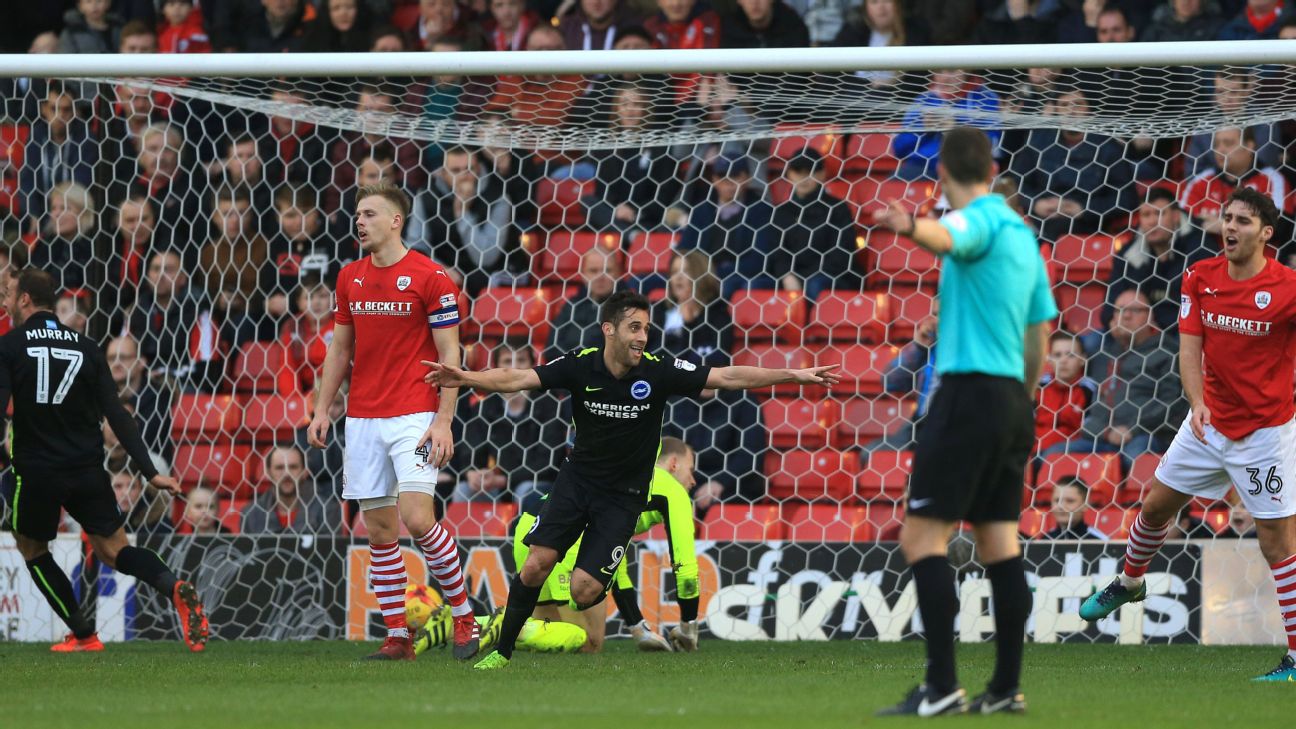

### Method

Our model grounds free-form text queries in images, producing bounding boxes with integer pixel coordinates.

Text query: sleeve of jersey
[532,354,577,392]
[95,350,160,481]
[332,274,352,326]
[1178,268,1203,336]
[426,273,461,330]
[661,358,712,397]
[1027,254,1060,325]
[940,207,989,261]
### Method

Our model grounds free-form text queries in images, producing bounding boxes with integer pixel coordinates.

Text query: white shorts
[1155,415,1296,520]
[342,411,440,501]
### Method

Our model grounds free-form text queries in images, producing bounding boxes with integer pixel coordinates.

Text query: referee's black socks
[985,556,1031,694]
[910,555,959,694]
[496,575,542,660]
[114,546,179,596]
[26,553,94,639]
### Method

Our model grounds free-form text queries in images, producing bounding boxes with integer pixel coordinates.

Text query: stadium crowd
[0,0,1289,541]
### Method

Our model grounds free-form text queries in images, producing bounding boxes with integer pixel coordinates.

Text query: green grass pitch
[3,641,1287,728]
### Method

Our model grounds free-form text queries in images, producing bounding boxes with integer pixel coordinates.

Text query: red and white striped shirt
[1180,167,1289,221]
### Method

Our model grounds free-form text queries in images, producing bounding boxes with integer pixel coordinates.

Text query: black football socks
[495,576,542,659]
[985,556,1031,694]
[27,553,94,639]
[114,546,180,596]
[612,585,645,626]
[911,555,959,694]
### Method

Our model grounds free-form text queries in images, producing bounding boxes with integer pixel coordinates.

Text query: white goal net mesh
[0,54,1292,646]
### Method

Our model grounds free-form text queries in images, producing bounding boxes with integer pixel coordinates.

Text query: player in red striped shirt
[307,182,478,661]
[1080,188,1296,681]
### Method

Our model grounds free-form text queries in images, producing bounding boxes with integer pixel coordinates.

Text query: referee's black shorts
[523,469,644,590]
[9,465,126,542]
[906,374,1034,524]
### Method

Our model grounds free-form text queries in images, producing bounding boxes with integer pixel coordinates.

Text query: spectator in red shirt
[488,25,586,127]
[1180,125,1288,237]
[159,0,211,53]
[1035,331,1097,456]
[644,0,722,101]
[241,445,340,534]
[485,0,541,50]
[279,280,335,394]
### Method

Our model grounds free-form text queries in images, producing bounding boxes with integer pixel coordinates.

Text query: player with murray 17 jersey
[1079,188,1296,681]
[307,182,478,662]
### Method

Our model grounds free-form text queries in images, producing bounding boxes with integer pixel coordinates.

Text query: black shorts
[10,465,125,542]
[907,374,1034,524]
[523,470,645,590]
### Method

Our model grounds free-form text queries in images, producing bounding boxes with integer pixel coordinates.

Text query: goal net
[0,44,1292,646]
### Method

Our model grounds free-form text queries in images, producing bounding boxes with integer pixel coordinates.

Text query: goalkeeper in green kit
[415,437,702,655]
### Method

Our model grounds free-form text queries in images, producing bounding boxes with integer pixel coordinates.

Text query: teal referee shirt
[934,193,1058,381]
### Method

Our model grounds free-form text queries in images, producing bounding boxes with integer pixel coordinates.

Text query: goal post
[0,42,1293,646]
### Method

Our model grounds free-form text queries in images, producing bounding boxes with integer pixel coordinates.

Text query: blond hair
[356,181,410,222]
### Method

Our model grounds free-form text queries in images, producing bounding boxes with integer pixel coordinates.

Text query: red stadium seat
[173,444,254,496]
[171,394,241,444]
[535,177,594,228]
[865,501,905,540]
[767,131,843,175]
[819,343,895,395]
[761,397,840,449]
[783,502,875,542]
[1034,452,1123,506]
[730,290,808,344]
[806,290,892,344]
[627,231,678,276]
[239,393,309,444]
[865,231,941,287]
[1093,506,1136,539]
[842,132,898,174]
[1018,507,1049,538]
[886,286,936,343]
[847,178,940,222]
[442,502,518,538]
[857,450,913,501]
[1120,454,1162,506]
[531,230,619,282]
[1051,234,1122,283]
[232,341,286,394]
[730,345,817,395]
[1055,283,1107,335]
[838,396,914,446]
[469,286,564,345]
[702,504,786,541]
[220,500,245,534]
[765,449,860,502]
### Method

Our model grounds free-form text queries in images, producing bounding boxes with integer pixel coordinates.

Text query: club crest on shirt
[397,275,412,291]
[1256,291,1271,309]
[631,380,651,400]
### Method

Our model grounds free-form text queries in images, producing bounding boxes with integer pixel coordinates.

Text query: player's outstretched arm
[705,364,840,391]
[873,200,954,255]
[308,323,355,449]
[422,360,541,393]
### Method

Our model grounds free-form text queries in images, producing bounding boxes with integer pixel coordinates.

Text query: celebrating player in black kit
[423,290,840,670]
[1,269,208,652]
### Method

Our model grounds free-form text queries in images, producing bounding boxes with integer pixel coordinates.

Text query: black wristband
[900,217,916,237]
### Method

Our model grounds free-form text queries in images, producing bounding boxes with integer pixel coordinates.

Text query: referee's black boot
[875,684,967,718]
